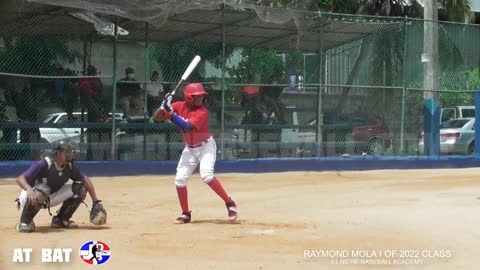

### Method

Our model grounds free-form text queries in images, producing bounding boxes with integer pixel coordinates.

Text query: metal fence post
[111,18,119,160]
[316,30,324,157]
[400,17,408,154]
[475,90,480,155]
[220,4,226,160]
[143,22,150,160]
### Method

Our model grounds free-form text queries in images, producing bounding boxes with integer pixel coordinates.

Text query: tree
[0,37,79,75]
[226,49,287,84]
[150,42,226,82]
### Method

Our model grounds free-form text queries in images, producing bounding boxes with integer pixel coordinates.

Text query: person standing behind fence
[62,69,79,122]
[79,65,106,160]
[146,71,164,117]
[54,67,66,109]
[6,76,41,160]
[118,67,142,120]
[0,86,16,160]
[240,86,271,158]
[55,68,78,122]
[79,65,105,123]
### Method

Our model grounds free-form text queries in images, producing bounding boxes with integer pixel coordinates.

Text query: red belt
[188,139,209,148]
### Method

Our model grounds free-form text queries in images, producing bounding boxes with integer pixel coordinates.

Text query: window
[43,115,56,123]
[56,114,82,124]
[461,109,475,118]
[441,108,455,123]
[440,119,470,129]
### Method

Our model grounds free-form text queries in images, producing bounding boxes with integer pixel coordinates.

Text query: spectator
[79,65,105,123]
[62,69,79,122]
[240,85,286,158]
[146,71,164,117]
[55,67,78,122]
[79,65,106,160]
[54,67,66,107]
[0,104,16,161]
[117,67,142,120]
[5,76,41,160]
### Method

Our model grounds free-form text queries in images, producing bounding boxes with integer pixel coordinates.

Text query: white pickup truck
[231,107,307,158]
[440,106,475,123]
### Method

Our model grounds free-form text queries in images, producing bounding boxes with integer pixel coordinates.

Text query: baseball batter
[154,83,238,224]
[14,140,106,232]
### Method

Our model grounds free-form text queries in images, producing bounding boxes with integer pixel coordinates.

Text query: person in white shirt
[146,71,164,117]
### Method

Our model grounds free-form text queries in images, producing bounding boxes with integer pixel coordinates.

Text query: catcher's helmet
[184,83,207,105]
[52,140,76,162]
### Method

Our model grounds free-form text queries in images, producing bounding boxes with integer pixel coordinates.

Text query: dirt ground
[1,168,480,270]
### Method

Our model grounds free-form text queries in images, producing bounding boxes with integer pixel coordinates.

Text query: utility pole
[422,0,440,156]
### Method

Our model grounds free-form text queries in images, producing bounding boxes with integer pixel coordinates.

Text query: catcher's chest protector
[39,157,74,193]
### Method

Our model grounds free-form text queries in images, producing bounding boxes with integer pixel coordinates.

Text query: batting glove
[161,94,173,112]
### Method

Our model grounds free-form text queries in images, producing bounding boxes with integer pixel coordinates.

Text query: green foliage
[0,37,79,75]
[227,49,287,84]
[254,0,298,8]
[466,68,480,90]
[438,0,475,23]
[440,92,474,107]
[423,68,479,107]
[150,42,233,82]
[439,67,480,106]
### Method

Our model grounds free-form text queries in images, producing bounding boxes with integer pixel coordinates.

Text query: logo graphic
[79,240,111,265]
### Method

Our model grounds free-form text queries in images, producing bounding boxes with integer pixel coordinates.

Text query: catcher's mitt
[90,200,107,225]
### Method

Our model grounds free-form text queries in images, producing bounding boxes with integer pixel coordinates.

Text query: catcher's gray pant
[17,184,77,210]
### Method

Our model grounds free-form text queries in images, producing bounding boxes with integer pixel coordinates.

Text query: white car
[18,112,124,143]
[418,118,475,155]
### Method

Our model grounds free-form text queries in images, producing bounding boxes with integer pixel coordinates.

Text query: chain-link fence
[1,1,480,161]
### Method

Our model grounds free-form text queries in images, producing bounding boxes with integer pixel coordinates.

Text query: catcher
[14,140,107,232]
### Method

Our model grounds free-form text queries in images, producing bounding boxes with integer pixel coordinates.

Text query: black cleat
[175,211,191,224]
[16,221,35,232]
[51,216,78,228]
[226,200,238,222]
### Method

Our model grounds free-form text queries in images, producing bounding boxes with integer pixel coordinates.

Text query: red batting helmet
[184,83,208,104]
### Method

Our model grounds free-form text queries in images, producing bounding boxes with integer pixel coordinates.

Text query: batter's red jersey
[172,101,212,145]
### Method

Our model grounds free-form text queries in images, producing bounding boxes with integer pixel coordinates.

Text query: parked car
[17,112,124,144]
[232,108,392,157]
[115,116,184,160]
[418,118,475,155]
[300,113,392,156]
[440,106,475,123]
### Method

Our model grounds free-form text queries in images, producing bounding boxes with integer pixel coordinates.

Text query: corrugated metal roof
[0,1,404,52]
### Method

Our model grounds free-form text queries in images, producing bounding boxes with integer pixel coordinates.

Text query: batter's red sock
[176,186,189,212]
[207,177,233,203]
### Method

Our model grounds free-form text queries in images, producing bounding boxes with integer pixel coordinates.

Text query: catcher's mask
[52,140,77,162]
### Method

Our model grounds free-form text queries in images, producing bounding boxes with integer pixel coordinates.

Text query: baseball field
[1,168,479,269]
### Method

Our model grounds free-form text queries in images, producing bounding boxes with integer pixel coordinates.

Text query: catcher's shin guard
[54,183,87,222]
[19,183,51,227]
